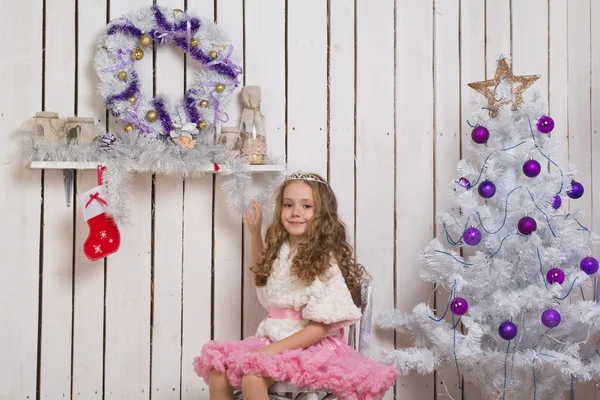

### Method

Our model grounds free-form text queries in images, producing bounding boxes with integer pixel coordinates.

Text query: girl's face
[281,181,316,241]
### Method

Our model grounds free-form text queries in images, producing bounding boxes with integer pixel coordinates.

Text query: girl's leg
[209,371,234,400]
[240,375,275,400]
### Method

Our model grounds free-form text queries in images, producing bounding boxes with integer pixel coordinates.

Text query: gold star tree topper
[468,58,540,118]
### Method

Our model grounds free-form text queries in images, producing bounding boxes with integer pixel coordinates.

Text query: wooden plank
[548,0,569,169]
[567,1,594,397]
[287,0,328,176]
[181,1,216,397]
[104,1,154,398]
[356,1,396,399]
[213,0,244,343]
[592,0,600,244]
[485,0,511,75]
[329,0,355,246]
[151,1,185,398]
[242,0,286,338]
[459,0,485,398]
[71,0,108,397]
[432,1,462,398]
[567,2,592,257]
[181,175,213,399]
[38,0,76,398]
[0,0,43,398]
[512,0,548,101]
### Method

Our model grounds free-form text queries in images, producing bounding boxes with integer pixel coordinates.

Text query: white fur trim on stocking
[80,184,109,221]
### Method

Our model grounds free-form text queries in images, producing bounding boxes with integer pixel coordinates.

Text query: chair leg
[233,391,244,400]
[234,391,292,400]
[294,393,319,400]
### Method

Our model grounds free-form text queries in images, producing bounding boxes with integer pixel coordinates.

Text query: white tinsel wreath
[94,5,241,137]
[23,5,286,224]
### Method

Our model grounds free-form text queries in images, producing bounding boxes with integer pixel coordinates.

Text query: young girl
[193,171,399,400]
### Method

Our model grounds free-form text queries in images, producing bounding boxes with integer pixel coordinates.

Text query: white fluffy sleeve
[302,264,362,327]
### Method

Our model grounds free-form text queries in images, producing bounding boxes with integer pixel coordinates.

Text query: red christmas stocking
[80,170,121,261]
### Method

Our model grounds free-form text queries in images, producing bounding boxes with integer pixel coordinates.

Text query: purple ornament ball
[567,181,584,199]
[518,216,537,235]
[552,195,562,210]
[478,180,496,199]
[522,160,542,178]
[536,116,555,134]
[541,309,561,328]
[546,268,565,285]
[458,177,471,189]
[580,256,599,275]
[471,126,490,144]
[463,227,482,246]
[498,321,518,340]
[450,297,469,316]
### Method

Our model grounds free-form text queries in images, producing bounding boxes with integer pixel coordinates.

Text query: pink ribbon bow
[86,192,108,208]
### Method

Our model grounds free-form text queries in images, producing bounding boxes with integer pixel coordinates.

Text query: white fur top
[255,241,362,341]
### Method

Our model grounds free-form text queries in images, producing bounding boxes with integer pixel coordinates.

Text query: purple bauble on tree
[536,116,555,134]
[522,160,542,178]
[498,321,518,340]
[552,194,562,210]
[518,216,537,235]
[463,227,482,246]
[541,309,561,328]
[458,177,471,189]
[546,268,565,285]
[471,126,490,144]
[478,180,496,198]
[580,256,599,275]
[450,297,469,316]
[567,181,584,199]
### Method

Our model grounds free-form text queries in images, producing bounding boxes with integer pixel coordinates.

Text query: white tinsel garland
[24,133,286,224]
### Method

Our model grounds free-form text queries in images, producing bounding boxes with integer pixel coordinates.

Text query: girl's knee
[209,370,232,391]
[241,375,272,392]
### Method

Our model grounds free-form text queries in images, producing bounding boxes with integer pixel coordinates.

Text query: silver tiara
[284,171,329,186]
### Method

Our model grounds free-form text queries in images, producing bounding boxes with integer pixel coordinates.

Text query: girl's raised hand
[245,201,263,236]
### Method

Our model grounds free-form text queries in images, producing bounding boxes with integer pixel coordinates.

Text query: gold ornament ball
[139,33,153,47]
[190,38,199,48]
[198,120,208,130]
[128,96,137,104]
[124,123,134,132]
[145,110,158,123]
[199,99,209,108]
[215,83,225,93]
[132,48,144,61]
[117,71,128,81]
[209,50,218,60]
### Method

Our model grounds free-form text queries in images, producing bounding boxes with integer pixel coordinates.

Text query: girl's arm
[256,322,329,354]
[245,201,264,279]
[249,231,264,278]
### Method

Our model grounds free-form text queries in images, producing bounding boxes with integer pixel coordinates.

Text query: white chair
[234,279,374,400]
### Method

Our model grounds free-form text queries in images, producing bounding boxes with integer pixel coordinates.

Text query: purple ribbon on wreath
[204,44,243,78]
[153,18,192,53]
[101,49,134,72]
[197,80,236,131]
[121,93,152,136]
[208,91,230,127]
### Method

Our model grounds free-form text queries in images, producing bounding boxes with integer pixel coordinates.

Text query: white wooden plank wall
[1,1,599,399]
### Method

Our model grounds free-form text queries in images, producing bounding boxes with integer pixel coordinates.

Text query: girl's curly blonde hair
[251,173,368,292]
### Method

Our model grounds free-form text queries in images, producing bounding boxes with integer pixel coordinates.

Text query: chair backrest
[347,279,373,357]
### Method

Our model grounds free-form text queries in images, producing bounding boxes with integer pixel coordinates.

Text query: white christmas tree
[380,58,600,399]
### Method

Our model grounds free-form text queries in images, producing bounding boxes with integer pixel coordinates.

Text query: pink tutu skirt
[193,335,399,400]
